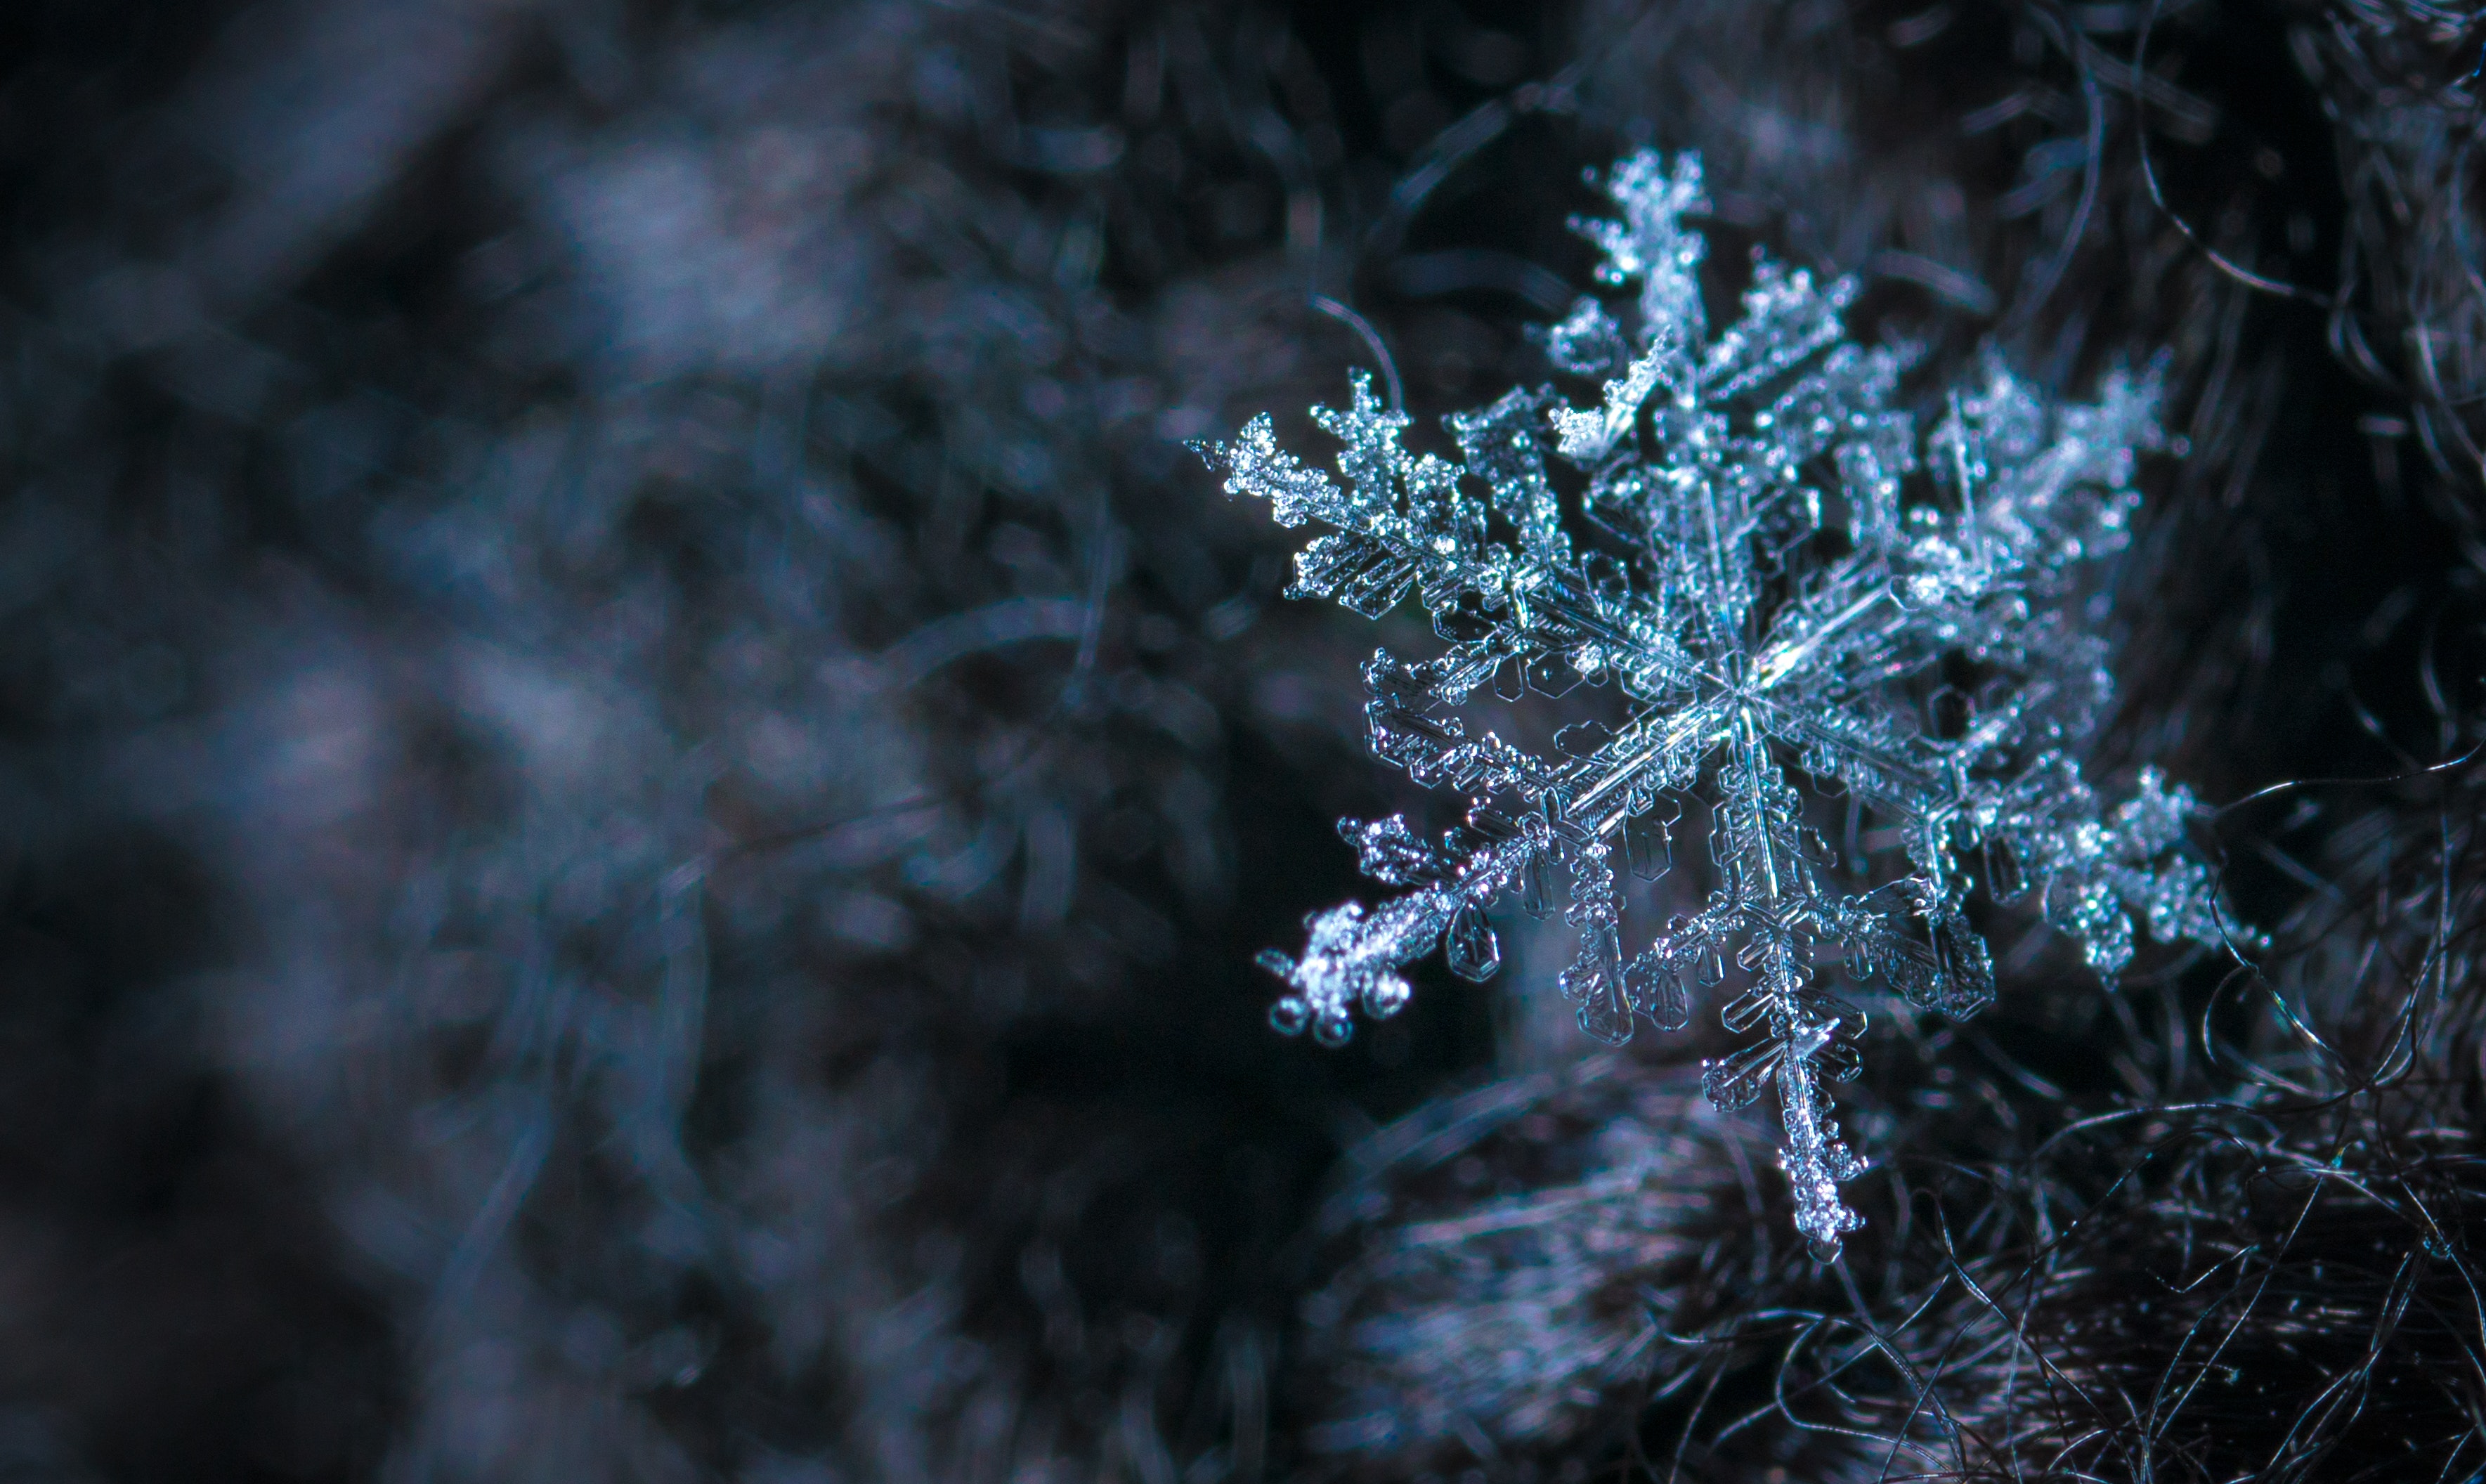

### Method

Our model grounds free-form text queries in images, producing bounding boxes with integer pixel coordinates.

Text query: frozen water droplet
[1268,996,1310,1036]
[1446,902,1501,982]
[1311,1011,1353,1048]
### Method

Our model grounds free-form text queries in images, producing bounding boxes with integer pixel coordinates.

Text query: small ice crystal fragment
[1520,852,1558,919]
[1701,1041,1781,1110]
[1540,297,1629,379]
[1573,972,1632,1045]
[1628,952,1692,1031]
[1197,148,2249,1258]
[1343,814,1440,886]
[1446,902,1501,982]
[1624,812,1671,880]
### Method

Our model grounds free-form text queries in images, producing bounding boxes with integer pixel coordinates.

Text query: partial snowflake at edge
[1196,151,2246,1260]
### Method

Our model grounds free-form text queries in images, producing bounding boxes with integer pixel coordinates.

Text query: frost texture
[1199,151,2241,1260]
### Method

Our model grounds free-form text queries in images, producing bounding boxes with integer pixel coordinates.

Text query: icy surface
[1199,151,2239,1260]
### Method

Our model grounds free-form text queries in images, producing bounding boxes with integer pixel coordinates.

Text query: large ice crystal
[1197,152,2238,1259]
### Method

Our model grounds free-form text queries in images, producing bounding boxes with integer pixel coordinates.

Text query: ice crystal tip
[1209,148,2243,1256]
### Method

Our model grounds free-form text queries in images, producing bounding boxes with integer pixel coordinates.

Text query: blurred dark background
[0,1,2482,1480]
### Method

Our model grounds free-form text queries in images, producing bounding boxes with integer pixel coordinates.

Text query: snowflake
[1196,151,2243,1260]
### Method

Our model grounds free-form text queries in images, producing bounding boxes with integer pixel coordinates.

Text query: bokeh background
[3,1,2485,1480]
